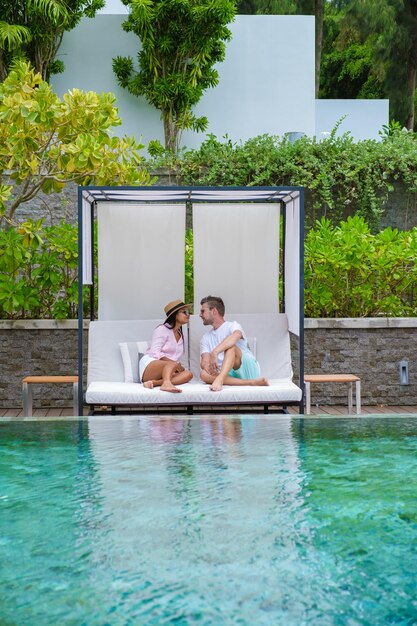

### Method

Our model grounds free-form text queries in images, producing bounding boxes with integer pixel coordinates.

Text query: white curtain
[97,202,186,320]
[82,196,92,285]
[284,196,300,336]
[193,203,280,314]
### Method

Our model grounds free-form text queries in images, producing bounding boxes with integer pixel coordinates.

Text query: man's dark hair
[200,295,225,317]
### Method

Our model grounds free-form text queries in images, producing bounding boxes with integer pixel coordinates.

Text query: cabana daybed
[78,186,305,414]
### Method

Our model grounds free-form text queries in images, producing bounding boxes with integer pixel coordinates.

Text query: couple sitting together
[140,295,269,393]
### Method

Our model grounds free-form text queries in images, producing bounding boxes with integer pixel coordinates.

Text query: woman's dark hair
[164,312,182,335]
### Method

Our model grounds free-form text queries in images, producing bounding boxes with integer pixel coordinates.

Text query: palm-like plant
[0,21,31,81]
[0,0,104,82]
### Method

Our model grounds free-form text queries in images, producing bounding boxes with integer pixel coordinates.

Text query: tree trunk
[406,0,417,129]
[405,65,416,130]
[0,51,7,82]
[315,0,324,98]
[163,114,180,154]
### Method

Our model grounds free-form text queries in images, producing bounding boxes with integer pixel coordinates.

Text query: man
[199,295,269,391]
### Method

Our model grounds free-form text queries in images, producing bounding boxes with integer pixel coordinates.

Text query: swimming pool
[1,416,416,625]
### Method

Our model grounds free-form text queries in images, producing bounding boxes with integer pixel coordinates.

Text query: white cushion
[87,319,190,385]
[119,341,149,383]
[88,320,162,385]
[247,337,256,358]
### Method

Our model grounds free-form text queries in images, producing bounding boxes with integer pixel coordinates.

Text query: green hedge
[1,217,416,319]
[0,220,91,319]
[150,129,417,229]
[305,216,417,317]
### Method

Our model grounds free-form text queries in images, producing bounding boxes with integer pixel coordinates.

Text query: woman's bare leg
[142,359,192,392]
[144,370,193,389]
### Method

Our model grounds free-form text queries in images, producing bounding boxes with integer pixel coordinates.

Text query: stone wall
[13,181,79,226]
[12,170,176,226]
[1,319,416,409]
[0,321,87,409]
[293,319,417,407]
[11,174,417,231]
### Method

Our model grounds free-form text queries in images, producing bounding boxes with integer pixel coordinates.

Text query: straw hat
[163,299,192,323]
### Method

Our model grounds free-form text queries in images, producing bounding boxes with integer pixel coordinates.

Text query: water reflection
[85,416,308,620]
[148,418,189,444]
[201,417,242,445]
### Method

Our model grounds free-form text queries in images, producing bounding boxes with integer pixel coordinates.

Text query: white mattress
[86,380,302,405]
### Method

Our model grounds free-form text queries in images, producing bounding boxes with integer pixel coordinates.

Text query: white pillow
[119,341,149,383]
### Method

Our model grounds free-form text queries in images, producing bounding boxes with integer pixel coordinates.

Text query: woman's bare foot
[143,380,154,389]
[160,382,182,393]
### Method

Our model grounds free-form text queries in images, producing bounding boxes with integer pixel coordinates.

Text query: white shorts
[139,354,156,382]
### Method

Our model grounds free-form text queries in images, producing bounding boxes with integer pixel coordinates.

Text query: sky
[98,0,128,13]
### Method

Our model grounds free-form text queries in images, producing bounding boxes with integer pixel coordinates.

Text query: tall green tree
[319,2,384,99]
[113,0,236,154]
[238,0,297,11]
[0,0,104,82]
[340,0,417,128]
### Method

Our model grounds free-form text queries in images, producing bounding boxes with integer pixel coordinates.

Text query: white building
[51,4,388,150]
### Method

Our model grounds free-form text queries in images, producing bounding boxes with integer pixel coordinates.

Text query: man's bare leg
[202,347,269,391]
[201,371,269,391]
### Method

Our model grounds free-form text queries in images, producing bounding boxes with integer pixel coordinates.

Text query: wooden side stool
[22,376,79,417]
[304,374,361,415]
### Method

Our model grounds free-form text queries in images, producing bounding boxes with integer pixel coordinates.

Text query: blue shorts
[228,352,260,379]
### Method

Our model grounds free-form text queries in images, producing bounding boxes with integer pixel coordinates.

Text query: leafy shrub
[0,220,94,319]
[185,228,193,305]
[2,218,416,319]
[305,216,417,317]
[150,129,417,229]
[0,62,151,225]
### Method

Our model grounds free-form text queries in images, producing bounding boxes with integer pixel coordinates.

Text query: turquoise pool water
[1,416,417,625]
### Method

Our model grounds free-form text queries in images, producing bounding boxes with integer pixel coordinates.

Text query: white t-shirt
[200,321,251,366]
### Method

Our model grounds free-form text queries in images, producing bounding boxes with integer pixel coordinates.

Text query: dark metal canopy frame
[77,185,305,414]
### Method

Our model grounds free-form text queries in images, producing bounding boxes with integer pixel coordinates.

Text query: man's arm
[212,329,242,357]
[200,327,243,374]
[200,334,213,374]
[200,352,212,374]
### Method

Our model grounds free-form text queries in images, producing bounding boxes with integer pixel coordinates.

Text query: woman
[139,299,193,393]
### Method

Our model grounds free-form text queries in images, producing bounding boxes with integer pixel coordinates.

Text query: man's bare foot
[250,378,269,386]
[160,383,182,393]
[209,377,269,390]
[210,376,224,392]
[143,380,154,389]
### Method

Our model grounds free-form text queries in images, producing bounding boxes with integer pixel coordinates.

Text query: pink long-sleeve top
[145,324,184,362]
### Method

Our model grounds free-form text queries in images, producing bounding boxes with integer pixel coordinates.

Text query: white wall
[52,12,388,148]
[315,99,389,141]
[182,16,315,148]
[51,14,315,150]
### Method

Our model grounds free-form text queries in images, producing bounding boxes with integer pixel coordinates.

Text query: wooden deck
[1,405,416,417]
